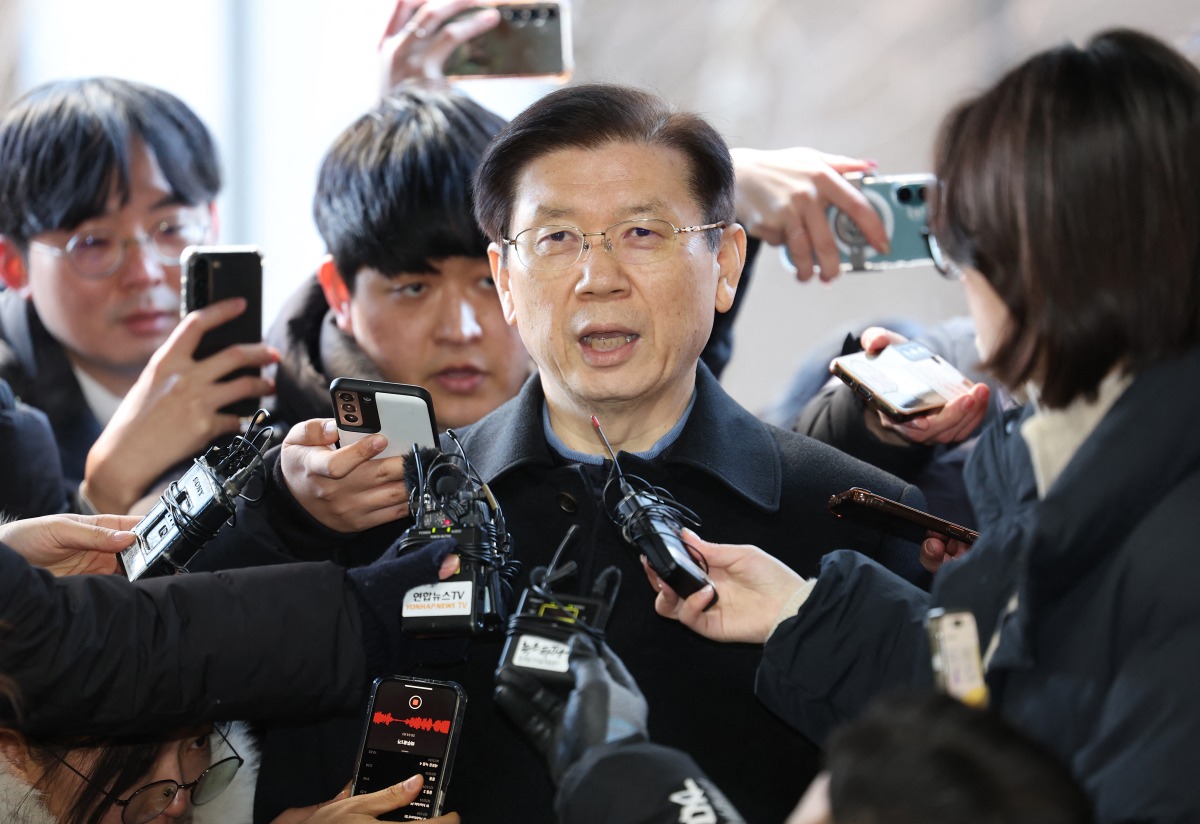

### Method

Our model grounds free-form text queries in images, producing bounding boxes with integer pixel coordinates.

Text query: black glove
[494,633,648,785]
[346,536,459,670]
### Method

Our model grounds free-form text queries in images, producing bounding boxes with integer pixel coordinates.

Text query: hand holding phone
[831,340,975,423]
[351,677,467,820]
[828,487,979,545]
[331,378,438,460]
[443,2,572,80]
[824,173,936,272]
[181,245,265,417]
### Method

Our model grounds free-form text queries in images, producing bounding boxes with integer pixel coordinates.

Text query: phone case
[181,245,264,417]
[443,2,573,80]
[330,378,438,460]
[828,487,979,544]
[827,173,935,271]
[351,677,467,819]
[831,341,974,422]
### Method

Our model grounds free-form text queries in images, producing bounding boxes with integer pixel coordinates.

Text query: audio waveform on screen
[372,712,450,733]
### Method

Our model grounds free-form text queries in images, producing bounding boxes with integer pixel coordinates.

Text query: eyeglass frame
[921,226,965,281]
[500,217,728,272]
[27,213,212,281]
[45,725,244,824]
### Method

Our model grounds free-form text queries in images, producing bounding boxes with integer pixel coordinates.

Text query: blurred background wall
[3,0,1197,414]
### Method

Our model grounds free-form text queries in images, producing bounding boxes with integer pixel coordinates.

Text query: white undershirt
[71,364,124,426]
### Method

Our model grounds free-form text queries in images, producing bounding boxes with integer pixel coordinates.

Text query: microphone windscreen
[403,446,446,496]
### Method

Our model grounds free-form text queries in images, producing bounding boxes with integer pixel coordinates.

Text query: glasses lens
[151,219,208,265]
[191,756,242,806]
[122,780,180,824]
[608,219,674,265]
[67,228,122,278]
[514,225,584,271]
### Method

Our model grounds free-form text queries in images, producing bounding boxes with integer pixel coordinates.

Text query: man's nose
[437,293,483,342]
[115,235,169,287]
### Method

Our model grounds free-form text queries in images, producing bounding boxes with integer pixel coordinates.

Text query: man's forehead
[510,142,700,223]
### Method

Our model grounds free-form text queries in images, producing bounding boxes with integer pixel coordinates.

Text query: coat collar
[457,362,782,511]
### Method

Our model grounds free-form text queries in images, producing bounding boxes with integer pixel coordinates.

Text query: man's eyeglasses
[922,227,965,281]
[30,216,210,280]
[501,218,727,273]
[48,726,243,824]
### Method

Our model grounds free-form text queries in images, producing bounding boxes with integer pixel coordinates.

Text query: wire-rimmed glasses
[48,725,243,824]
[921,226,965,281]
[29,213,210,280]
[501,217,726,273]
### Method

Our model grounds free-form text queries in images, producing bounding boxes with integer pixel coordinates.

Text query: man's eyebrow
[151,193,198,210]
[528,199,675,225]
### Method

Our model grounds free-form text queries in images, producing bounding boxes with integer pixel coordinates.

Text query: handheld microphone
[591,416,717,607]
[119,410,273,580]
[396,431,519,636]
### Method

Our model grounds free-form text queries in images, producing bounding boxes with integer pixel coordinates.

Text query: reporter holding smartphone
[0,78,279,519]
[647,29,1200,824]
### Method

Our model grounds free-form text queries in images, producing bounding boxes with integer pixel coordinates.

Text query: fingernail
[402,774,422,791]
[323,419,339,437]
[367,435,387,453]
[112,530,136,542]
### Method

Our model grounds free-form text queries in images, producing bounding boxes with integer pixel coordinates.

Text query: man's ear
[0,729,35,782]
[317,256,354,334]
[489,243,518,327]
[0,238,30,294]
[713,222,747,314]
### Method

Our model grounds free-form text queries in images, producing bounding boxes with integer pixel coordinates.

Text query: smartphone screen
[444,2,572,80]
[351,678,467,820]
[181,245,264,417]
[330,378,438,460]
[831,341,974,422]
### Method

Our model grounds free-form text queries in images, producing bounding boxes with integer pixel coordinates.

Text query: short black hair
[826,692,1093,824]
[932,28,1200,408]
[0,77,221,251]
[313,82,507,290]
[471,82,734,254]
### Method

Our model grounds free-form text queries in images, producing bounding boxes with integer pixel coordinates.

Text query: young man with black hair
[0,77,277,517]
[266,82,531,435]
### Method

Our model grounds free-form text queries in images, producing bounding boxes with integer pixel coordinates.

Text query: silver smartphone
[443,2,573,80]
[330,378,438,460]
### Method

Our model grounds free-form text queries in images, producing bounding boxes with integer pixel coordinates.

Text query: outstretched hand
[271,775,459,823]
[0,513,140,576]
[378,0,501,94]
[731,146,886,282]
[645,529,808,645]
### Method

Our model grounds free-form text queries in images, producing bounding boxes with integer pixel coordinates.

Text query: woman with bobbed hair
[649,28,1200,824]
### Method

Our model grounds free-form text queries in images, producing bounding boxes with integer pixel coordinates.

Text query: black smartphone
[351,677,467,820]
[330,378,438,459]
[828,487,979,545]
[830,341,974,423]
[180,245,264,417]
[443,2,572,80]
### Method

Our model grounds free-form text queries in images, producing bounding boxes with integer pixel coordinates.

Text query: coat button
[557,492,578,513]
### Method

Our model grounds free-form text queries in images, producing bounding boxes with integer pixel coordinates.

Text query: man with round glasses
[252,82,929,822]
[0,77,277,517]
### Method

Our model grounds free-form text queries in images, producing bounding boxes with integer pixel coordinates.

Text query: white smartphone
[330,378,438,459]
[830,341,974,423]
